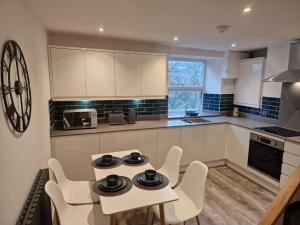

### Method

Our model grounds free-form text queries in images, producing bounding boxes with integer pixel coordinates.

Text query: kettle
[127,108,137,124]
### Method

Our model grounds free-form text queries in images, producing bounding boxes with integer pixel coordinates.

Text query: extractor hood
[264,42,300,82]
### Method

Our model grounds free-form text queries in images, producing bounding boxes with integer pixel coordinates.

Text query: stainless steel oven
[248,133,284,181]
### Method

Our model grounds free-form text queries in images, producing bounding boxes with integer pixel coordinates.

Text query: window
[168,58,205,117]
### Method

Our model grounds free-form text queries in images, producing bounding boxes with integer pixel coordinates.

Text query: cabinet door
[227,125,251,168]
[222,51,249,79]
[85,51,115,97]
[99,131,138,153]
[52,134,100,180]
[50,48,86,97]
[203,124,228,162]
[115,53,142,97]
[157,128,181,168]
[137,129,158,168]
[180,126,205,166]
[142,55,167,96]
[235,58,264,108]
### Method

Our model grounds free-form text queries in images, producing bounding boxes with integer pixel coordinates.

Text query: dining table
[91,149,178,225]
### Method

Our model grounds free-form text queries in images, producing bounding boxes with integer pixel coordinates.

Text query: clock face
[1,40,32,133]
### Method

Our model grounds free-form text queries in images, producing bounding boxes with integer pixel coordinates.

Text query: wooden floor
[128,166,275,225]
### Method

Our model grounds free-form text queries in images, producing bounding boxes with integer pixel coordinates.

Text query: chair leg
[146,207,150,224]
[184,221,186,225]
[196,216,200,225]
[151,213,155,225]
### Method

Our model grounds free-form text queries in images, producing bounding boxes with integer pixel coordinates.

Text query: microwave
[63,109,97,130]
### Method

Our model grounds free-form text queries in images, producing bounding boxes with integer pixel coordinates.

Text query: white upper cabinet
[85,51,115,97]
[50,48,86,97]
[141,55,167,96]
[115,53,142,97]
[234,57,265,108]
[222,51,249,79]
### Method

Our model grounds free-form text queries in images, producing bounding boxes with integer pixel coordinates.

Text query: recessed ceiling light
[231,43,237,47]
[98,27,104,32]
[173,36,178,41]
[243,7,252,13]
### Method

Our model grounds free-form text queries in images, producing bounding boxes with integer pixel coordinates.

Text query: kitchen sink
[182,118,211,123]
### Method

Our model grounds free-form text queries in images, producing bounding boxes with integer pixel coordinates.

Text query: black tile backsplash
[235,96,280,120]
[203,94,234,112]
[50,99,168,126]
[49,100,55,128]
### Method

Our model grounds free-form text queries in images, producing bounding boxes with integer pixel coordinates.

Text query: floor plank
[127,166,275,225]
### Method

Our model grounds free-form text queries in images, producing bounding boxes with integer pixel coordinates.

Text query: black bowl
[106,175,119,187]
[130,152,141,160]
[145,169,157,180]
[102,154,113,163]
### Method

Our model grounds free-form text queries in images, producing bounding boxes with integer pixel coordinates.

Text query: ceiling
[25,0,300,51]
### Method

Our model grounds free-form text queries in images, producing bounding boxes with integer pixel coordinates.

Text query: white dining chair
[151,161,208,225]
[48,158,98,205]
[45,180,109,225]
[158,146,183,188]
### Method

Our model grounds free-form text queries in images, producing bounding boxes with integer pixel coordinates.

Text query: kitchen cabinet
[280,141,300,188]
[85,50,115,97]
[157,127,181,168]
[50,48,86,97]
[141,55,167,96]
[180,126,205,166]
[99,131,138,153]
[203,124,228,162]
[222,51,249,79]
[234,57,265,108]
[227,125,251,168]
[115,53,142,97]
[137,129,158,168]
[52,134,100,180]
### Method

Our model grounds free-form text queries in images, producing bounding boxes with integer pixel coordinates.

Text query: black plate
[98,177,126,192]
[123,155,146,164]
[95,157,119,167]
[137,173,164,186]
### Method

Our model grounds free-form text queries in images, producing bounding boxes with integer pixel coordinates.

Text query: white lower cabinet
[203,124,228,162]
[157,127,181,169]
[226,125,251,168]
[180,126,205,166]
[52,134,100,181]
[99,131,138,153]
[137,129,158,169]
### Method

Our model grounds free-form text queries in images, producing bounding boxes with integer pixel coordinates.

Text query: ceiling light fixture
[231,43,237,47]
[98,27,104,32]
[173,36,178,41]
[243,7,252,13]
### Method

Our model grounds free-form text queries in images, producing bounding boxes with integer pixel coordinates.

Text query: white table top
[92,150,178,215]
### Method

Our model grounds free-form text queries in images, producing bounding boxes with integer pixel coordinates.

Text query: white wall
[0,0,51,224]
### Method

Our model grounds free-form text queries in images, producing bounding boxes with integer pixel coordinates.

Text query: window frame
[167,57,206,116]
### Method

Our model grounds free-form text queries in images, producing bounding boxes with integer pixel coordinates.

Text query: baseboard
[180,159,226,173]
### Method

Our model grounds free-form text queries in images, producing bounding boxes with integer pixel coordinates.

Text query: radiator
[16,169,52,225]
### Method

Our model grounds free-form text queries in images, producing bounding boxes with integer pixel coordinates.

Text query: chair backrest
[45,180,70,223]
[159,146,183,187]
[48,158,69,186]
[177,161,208,211]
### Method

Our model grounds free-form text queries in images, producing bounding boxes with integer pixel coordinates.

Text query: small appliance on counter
[127,108,137,124]
[232,107,239,118]
[108,111,126,125]
[63,109,97,130]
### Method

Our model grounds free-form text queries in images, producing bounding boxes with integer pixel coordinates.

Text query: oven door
[63,112,92,129]
[248,138,283,181]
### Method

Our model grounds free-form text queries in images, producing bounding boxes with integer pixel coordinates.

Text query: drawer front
[285,141,300,156]
[283,152,300,167]
[280,174,290,188]
[281,163,296,177]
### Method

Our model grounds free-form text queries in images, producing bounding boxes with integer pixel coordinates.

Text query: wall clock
[1,40,32,133]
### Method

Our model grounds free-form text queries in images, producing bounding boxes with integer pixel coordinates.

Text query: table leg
[110,214,116,225]
[159,204,166,225]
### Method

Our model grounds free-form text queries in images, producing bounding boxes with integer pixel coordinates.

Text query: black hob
[255,126,300,137]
